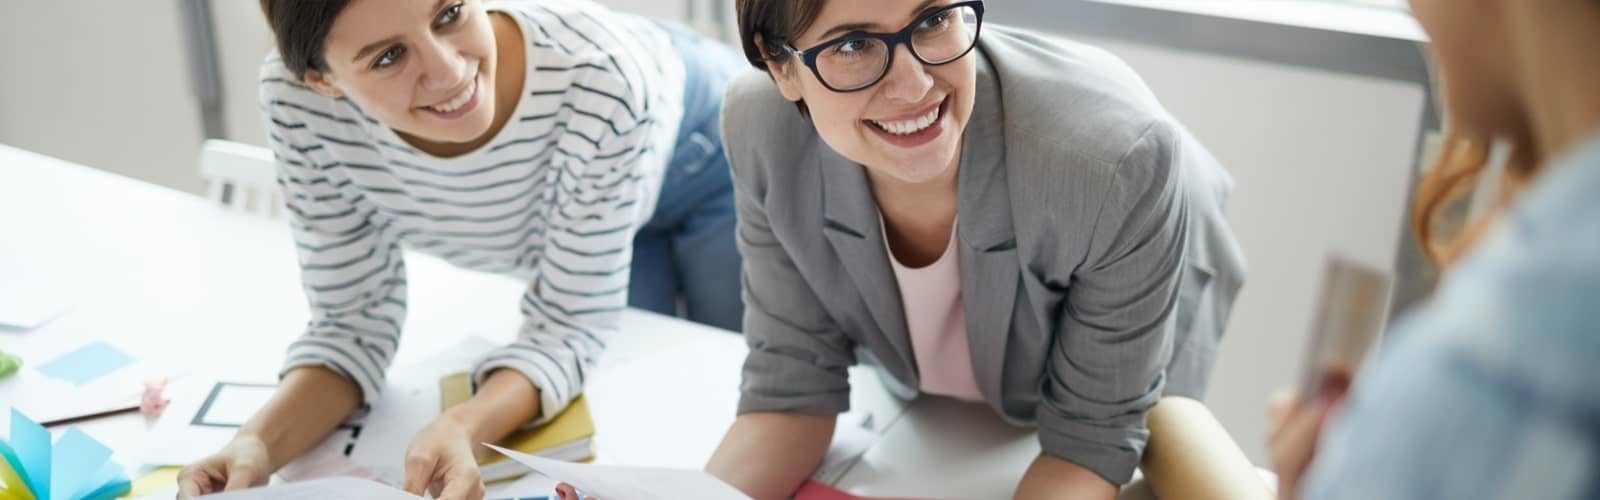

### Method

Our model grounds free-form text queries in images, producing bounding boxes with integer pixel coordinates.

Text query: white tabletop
[0,144,915,490]
[0,144,1169,499]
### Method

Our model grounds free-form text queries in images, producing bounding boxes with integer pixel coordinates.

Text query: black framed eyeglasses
[783,1,986,93]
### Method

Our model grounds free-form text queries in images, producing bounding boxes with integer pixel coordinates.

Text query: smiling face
[767,0,979,185]
[302,0,499,144]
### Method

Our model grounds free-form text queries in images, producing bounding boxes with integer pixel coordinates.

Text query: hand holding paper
[486,445,749,500]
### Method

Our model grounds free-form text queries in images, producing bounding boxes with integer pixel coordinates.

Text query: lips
[429,75,477,113]
[863,96,949,149]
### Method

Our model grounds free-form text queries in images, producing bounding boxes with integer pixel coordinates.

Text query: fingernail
[557,489,567,499]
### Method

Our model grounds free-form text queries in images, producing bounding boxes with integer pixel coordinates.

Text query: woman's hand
[1267,370,1352,500]
[401,413,486,500]
[176,434,273,498]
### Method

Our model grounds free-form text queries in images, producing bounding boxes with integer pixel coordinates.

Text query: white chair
[199,139,281,218]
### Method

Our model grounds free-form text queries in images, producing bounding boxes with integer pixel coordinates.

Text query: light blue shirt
[1302,136,1600,500]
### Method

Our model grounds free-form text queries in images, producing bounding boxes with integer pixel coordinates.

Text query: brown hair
[259,0,354,81]
[1410,133,1535,267]
[735,0,826,114]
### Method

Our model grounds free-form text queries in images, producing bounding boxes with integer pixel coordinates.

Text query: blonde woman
[1270,1,1600,499]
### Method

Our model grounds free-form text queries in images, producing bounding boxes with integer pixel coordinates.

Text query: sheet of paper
[49,427,113,499]
[486,445,750,500]
[199,477,420,500]
[8,408,51,499]
[0,268,71,331]
[33,340,135,386]
[484,471,560,500]
[812,412,882,485]
[0,336,175,425]
[282,336,499,486]
[142,378,277,466]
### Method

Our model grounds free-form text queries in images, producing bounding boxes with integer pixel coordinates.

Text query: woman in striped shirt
[177,0,745,498]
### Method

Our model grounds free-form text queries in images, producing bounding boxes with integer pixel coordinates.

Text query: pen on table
[40,377,173,428]
[40,404,142,428]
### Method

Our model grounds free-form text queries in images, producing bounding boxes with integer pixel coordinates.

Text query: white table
[0,144,1163,499]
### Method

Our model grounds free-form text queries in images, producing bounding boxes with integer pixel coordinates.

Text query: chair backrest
[198,139,280,218]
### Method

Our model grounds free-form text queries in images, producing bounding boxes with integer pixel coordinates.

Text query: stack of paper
[0,409,130,500]
[476,396,596,483]
[487,445,749,500]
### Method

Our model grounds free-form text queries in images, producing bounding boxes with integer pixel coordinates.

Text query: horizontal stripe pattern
[267,0,685,422]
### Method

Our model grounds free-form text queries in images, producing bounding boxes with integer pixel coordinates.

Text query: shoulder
[1402,149,1600,414]
[720,71,822,185]
[499,0,663,113]
[984,26,1178,178]
[256,52,367,132]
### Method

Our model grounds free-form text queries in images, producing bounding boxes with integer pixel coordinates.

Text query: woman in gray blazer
[703,1,1245,497]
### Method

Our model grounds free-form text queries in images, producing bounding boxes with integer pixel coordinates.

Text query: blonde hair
[1410,133,1534,267]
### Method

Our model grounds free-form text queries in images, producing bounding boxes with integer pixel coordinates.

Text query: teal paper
[71,461,128,500]
[34,341,134,386]
[0,438,35,498]
[49,428,111,500]
[8,409,50,499]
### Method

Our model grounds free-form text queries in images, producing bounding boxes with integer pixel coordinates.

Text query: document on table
[197,477,419,500]
[487,445,751,500]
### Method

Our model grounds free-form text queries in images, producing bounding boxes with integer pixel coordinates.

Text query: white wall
[0,1,205,194]
[1067,35,1426,461]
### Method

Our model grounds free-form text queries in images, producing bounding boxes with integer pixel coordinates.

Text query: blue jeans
[627,25,747,332]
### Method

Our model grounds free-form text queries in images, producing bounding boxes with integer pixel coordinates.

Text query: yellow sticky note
[0,456,35,500]
[123,466,180,499]
[439,371,473,412]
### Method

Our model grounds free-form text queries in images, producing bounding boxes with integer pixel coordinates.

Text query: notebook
[439,372,596,483]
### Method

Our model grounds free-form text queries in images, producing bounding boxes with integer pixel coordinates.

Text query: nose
[416,37,469,93]
[877,43,933,104]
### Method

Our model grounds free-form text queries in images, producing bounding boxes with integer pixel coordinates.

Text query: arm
[1036,123,1189,490]
[238,366,361,471]
[179,100,409,495]
[707,84,858,498]
[1016,455,1120,500]
[469,62,661,425]
[706,412,836,499]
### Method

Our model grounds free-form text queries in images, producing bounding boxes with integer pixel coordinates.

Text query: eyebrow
[350,0,453,63]
[813,0,943,42]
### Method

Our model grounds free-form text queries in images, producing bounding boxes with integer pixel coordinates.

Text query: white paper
[0,336,177,425]
[198,477,419,500]
[484,470,562,499]
[486,445,750,500]
[812,412,882,484]
[0,261,73,330]
[142,377,277,466]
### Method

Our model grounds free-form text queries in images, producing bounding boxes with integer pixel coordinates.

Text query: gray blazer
[722,26,1245,484]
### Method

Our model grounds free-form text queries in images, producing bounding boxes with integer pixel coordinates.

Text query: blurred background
[0,0,1438,464]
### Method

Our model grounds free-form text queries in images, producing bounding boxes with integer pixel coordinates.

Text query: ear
[754,33,805,103]
[302,70,345,98]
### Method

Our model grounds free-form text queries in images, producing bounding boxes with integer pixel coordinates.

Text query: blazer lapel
[959,51,1020,403]
[819,145,919,383]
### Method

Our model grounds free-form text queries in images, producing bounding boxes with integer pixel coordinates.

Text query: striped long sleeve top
[261,0,685,424]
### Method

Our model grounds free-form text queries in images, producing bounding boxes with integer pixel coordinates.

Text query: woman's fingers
[402,452,439,496]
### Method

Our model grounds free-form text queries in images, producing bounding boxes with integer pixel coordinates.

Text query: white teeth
[430,76,476,113]
[871,106,939,136]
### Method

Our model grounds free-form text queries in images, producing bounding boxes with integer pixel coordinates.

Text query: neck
[866,149,962,223]
[1507,4,1600,164]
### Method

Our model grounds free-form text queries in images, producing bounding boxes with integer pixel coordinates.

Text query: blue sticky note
[50,428,113,500]
[34,341,134,386]
[8,409,51,499]
[0,437,35,497]
[71,460,129,500]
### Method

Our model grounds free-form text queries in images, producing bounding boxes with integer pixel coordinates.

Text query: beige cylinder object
[1140,397,1274,500]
